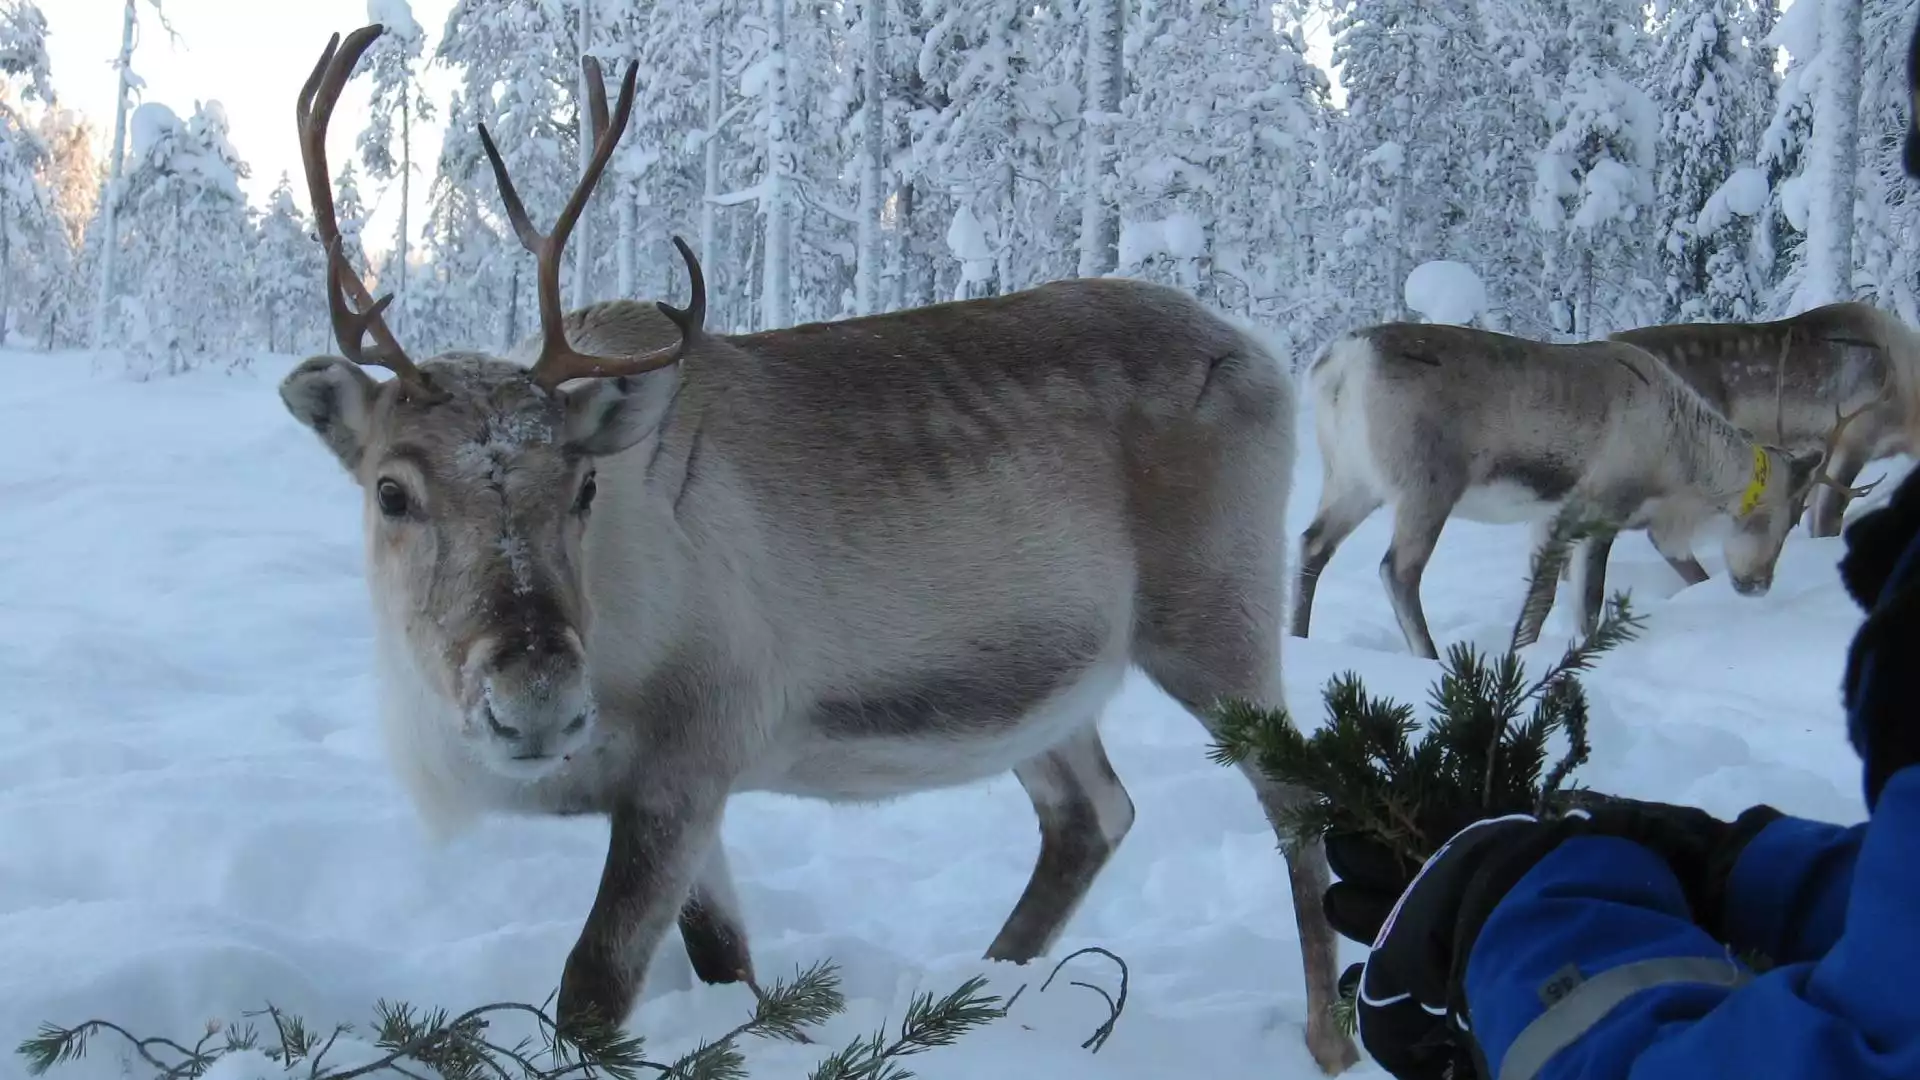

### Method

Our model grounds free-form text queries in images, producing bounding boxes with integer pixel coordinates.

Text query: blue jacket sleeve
[1719,810,1864,966]
[1460,765,1920,1080]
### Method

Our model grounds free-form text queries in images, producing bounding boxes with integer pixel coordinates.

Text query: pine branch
[1331,982,1358,1039]
[1509,503,1618,653]
[1216,520,1649,865]
[18,965,1001,1080]
[805,977,1007,1080]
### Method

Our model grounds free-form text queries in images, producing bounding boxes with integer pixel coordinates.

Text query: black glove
[1322,798,1782,1079]
[1838,465,1920,808]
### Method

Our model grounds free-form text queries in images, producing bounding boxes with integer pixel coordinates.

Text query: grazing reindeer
[1611,301,1920,538]
[276,25,1358,1075]
[1290,322,1833,661]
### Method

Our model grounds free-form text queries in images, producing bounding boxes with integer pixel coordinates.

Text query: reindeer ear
[561,365,682,457]
[280,356,381,472]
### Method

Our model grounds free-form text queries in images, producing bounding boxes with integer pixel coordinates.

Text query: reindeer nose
[469,632,596,772]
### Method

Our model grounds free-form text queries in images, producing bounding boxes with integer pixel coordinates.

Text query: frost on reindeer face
[360,359,603,781]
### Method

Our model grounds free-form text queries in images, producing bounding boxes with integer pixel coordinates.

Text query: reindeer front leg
[558,788,728,1035]
[678,837,758,990]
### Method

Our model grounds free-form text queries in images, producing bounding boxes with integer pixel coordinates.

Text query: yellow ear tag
[1738,445,1771,517]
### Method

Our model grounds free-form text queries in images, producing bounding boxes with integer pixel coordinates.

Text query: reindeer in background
[1289,322,1860,660]
[1613,301,1920,540]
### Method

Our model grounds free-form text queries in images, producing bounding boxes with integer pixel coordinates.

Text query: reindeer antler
[1811,389,1891,500]
[477,54,705,393]
[297,26,434,395]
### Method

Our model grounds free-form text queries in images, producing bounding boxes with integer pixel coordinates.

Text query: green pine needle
[1217,529,1647,867]
[15,962,1025,1080]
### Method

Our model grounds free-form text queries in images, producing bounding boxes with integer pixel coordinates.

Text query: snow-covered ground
[0,347,1887,1079]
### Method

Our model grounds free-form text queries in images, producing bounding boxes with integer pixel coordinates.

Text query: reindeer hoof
[1305,1013,1361,1075]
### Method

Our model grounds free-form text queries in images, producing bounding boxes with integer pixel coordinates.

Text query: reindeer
[1610,301,1920,540]
[1289,322,1843,661]
[276,25,1358,1075]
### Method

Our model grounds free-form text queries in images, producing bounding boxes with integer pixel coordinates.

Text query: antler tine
[1812,387,1892,500]
[296,25,427,389]
[478,56,688,391]
[658,235,707,338]
[475,124,544,255]
[583,54,612,144]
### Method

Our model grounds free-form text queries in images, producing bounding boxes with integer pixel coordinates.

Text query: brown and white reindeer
[276,24,1359,1075]
[1610,301,1920,539]
[1289,322,1846,661]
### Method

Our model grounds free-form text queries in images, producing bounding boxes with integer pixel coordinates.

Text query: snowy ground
[0,347,1887,1079]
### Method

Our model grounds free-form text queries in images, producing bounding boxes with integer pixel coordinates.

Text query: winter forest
[0,0,1913,374]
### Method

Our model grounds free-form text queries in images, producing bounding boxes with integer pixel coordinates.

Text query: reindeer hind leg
[1379,484,1465,661]
[1291,484,1383,639]
[1136,567,1361,1074]
[984,724,1135,964]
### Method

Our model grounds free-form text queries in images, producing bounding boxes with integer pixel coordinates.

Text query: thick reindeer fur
[283,279,1360,1074]
[1290,323,1822,660]
[1612,301,1920,539]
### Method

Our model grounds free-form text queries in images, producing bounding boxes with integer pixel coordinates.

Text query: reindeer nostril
[564,713,588,735]
[485,707,523,740]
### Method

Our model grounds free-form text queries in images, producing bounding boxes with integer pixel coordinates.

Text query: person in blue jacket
[1317,26,1920,1080]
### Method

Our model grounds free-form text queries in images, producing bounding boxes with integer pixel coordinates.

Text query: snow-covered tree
[88,0,177,350]
[1528,0,1660,337]
[0,0,66,348]
[357,0,434,335]
[1851,0,1920,323]
[609,0,729,317]
[1326,0,1434,321]
[413,87,515,354]
[1078,0,1123,277]
[27,107,95,346]
[1795,0,1861,308]
[1752,0,1814,311]
[252,171,325,353]
[1113,0,1334,338]
[1647,0,1777,322]
[35,106,95,252]
[913,0,1076,300]
[111,100,254,373]
[430,0,588,350]
[1326,0,1521,326]
[854,0,887,313]
[334,158,371,280]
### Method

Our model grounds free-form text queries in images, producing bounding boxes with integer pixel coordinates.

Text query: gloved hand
[1321,797,1782,1079]
[1838,465,1920,808]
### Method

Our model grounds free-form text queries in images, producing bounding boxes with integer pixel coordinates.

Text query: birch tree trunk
[616,180,635,296]
[90,0,138,348]
[571,0,595,310]
[1801,0,1860,307]
[1077,0,1124,278]
[701,19,722,271]
[855,0,886,315]
[760,0,793,330]
[395,95,411,334]
[1,188,12,347]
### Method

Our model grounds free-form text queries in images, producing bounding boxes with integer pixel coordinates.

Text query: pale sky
[34,1,1354,266]
[44,0,458,263]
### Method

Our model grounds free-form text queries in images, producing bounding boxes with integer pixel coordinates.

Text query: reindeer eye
[376,478,409,518]
[574,471,598,514]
